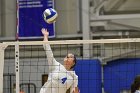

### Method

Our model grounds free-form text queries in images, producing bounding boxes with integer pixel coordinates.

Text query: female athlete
[39,28,79,93]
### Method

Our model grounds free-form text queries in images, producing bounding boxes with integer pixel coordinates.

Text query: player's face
[64,53,75,70]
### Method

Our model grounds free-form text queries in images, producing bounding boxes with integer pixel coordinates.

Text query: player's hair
[70,54,77,69]
[131,75,140,93]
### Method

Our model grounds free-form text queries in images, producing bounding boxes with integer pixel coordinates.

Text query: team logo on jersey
[61,77,67,84]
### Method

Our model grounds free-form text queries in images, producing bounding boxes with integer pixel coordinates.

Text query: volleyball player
[131,75,140,93]
[39,28,79,93]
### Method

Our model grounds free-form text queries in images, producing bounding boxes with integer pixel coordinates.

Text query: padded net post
[15,43,20,93]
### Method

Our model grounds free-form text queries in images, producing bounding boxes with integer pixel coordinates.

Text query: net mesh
[2,39,140,93]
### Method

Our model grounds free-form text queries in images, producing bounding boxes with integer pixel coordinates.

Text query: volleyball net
[1,38,140,93]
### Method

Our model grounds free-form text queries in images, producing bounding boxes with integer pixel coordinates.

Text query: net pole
[15,42,20,93]
[0,44,7,93]
[0,45,4,93]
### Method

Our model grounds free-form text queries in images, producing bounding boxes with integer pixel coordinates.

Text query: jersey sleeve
[43,44,59,71]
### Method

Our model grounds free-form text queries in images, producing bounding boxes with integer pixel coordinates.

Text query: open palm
[41,28,49,36]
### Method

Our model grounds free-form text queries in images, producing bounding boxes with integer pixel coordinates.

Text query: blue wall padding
[104,58,140,93]
[74,59,102,93]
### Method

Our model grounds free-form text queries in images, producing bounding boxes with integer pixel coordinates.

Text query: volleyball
[43,8,58,24]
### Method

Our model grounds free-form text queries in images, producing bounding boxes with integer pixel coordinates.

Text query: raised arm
[42,28,49,42]
[42,28,58,71]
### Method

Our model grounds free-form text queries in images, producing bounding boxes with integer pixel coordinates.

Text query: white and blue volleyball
[43,8,58,24]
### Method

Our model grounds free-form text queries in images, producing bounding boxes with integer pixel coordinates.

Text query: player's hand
[41,28,49,36]
[73,87,80,93]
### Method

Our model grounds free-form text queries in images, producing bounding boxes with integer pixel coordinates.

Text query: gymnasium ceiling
[104,0,140,14]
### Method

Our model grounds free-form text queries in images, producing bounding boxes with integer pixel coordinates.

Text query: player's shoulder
[68,71,78,78]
